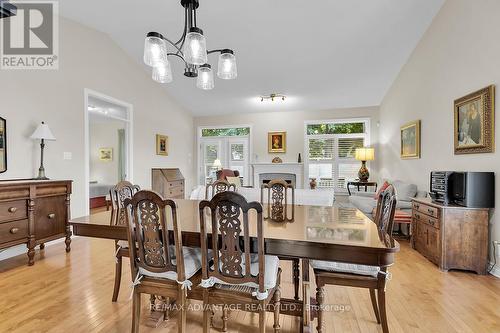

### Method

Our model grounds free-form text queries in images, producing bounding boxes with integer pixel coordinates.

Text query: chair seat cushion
[311,260,380,277]
[212,254,280,291]
[117,240,129,248]
[138,246,206,281]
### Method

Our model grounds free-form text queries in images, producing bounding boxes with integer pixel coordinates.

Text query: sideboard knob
[47,213,56,219]
[10,227,19,234]
[8,207,17,213]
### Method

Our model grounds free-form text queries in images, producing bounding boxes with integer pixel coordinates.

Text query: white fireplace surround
[251,162,304,188]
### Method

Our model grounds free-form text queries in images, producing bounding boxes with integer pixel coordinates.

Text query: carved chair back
[373,185,397,235]
[110,181,140,226]
[260,179,294,222]
[199,192,266,293]
[205,179,236,200]
[124,190,185,281]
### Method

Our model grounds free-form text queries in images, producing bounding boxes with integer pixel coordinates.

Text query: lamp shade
[217,49,237,80]
[213,159,222,168]
[355,147,374,161]
[144,32,168,67]
[197,64,214,90]
[30,122,56,141]
[183,27,208,66]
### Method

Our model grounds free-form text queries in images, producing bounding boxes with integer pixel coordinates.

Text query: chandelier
[143,0,237,90]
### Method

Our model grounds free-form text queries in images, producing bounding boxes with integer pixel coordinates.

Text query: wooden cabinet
[151,168,185,199]
[411,198,489,274]
[0,180,72,266]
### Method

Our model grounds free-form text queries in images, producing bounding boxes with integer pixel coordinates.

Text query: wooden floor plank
[1,237,500,333]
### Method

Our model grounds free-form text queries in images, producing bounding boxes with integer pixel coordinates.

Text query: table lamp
[355,147,374,182]
[30,121,56,180]
[213,159,222,170]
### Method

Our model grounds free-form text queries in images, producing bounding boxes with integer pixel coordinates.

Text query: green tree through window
[201,127,250,137]
[306,122,365,135]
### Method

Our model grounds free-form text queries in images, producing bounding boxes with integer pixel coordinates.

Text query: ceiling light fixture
[260,93,286,102]
[143,0,237,90]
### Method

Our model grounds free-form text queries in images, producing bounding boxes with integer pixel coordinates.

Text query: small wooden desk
[70,199,399,332]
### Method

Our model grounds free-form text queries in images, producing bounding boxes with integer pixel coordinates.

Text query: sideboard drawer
[35,196,67,240]
[0,219,28,243]
[413,202,440,218]
[0,200,28,223]
[413,211,440,229]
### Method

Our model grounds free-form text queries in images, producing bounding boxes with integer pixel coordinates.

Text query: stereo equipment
[430,171,494,208]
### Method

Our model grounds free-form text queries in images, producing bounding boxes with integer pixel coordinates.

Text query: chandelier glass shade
[217,49,237,80]
[196,64,214,90]
[143,0,236,90]
[152,62,173,83]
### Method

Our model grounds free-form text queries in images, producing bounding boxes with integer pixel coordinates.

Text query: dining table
[69,199,399,333]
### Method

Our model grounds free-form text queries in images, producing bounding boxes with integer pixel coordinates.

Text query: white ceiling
[60,0,444,116]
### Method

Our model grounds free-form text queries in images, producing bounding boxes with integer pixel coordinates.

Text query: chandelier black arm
[174,7,188,46]
[167,53,187,66]
[161,36,184,55]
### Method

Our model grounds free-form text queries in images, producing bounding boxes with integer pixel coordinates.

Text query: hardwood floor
[0,238,499,333]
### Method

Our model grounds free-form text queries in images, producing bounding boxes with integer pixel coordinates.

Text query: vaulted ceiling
[60,0,444,116]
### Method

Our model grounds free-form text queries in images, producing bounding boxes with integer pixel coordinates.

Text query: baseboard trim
[489,262,500,278]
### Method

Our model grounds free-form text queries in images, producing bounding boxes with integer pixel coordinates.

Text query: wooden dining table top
[70,199,399,267]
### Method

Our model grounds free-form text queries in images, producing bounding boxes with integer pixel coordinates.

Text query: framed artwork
[454,85,495,154]
[400,120,421,159]
[268,131,286,153]
[99,148,113,161]
[156,134,169,156]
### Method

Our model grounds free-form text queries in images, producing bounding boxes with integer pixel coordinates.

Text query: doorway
[84,89,133,215]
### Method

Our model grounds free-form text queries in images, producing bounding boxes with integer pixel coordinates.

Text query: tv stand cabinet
[411,198,489,274]
[0,179,72,266]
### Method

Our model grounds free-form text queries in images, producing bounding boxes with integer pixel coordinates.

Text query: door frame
[84,88,134,215]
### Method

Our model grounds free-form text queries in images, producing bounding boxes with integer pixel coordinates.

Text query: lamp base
[35,167,49,180]
[358,161,370,182]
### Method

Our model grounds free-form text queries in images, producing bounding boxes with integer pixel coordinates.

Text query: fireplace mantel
[251,162,304,188]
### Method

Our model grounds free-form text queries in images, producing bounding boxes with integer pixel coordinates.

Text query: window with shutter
[305,119,370,191]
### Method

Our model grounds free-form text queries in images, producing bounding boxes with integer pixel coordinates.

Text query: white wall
[89,119,124,185]
[194,106,380,184]
[379,0,500,270]
[0,17,194,218]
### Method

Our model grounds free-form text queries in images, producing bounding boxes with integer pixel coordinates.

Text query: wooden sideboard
[411,198,489,274]
[0,179,72,265]
[151,168,185,199]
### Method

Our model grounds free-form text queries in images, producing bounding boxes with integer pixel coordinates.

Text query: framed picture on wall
[400,120,421,159]
[268,131,286,153]
[99,148,113,161]
[454,85,495,154]
[156,134,169,156]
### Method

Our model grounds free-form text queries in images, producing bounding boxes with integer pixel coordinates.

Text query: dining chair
[125,190,204,333]
[109,181,140,302]
[261,179,300,301]
[311,185,397,333]
[199,191,282,333]
[205,179,236,200]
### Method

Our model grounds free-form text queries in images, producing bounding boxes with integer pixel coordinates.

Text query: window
[199,126,251,185]
[305,119,369,191]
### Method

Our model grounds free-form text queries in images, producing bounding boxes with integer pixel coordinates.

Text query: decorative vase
[358,161,369,182]
[298,153,302,163]
[309,178,317,189]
